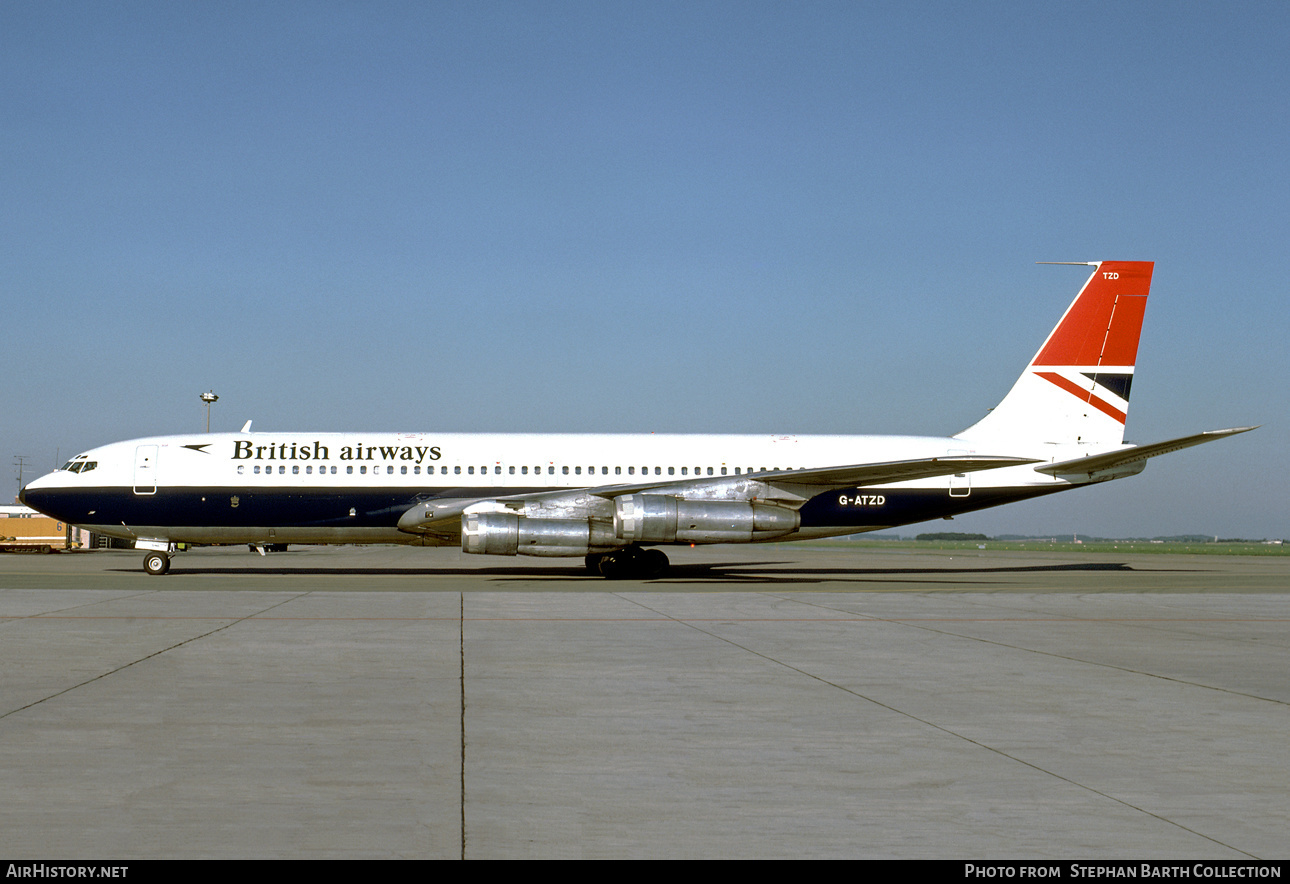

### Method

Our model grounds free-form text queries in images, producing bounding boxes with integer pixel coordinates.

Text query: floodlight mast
[13,455,31,504]
[200,391,219,433]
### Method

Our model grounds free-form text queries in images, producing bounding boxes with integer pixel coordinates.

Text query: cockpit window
[80,461,97,473]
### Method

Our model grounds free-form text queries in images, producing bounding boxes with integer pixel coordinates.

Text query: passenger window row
[236,463,797,478]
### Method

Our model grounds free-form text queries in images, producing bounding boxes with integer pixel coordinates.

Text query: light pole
[13,455,31,504]
[200,391,219,433]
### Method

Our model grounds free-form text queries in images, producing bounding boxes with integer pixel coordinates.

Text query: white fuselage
[21,429,1082,547]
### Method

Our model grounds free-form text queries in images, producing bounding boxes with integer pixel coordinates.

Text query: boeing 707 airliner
[20,262,1254,577]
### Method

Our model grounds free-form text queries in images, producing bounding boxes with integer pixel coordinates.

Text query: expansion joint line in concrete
[773,592,1290,709]
[0,587,163,621]
[614,592,1261,860]
[0,591,315,724]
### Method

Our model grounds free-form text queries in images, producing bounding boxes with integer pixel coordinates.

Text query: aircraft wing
[1035,426,1258,479]
[398,454,1036,536]
[730,455,1038,488]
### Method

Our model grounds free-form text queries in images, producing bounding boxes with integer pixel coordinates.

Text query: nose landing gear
[142,550,171,575]
[137,540,177,575]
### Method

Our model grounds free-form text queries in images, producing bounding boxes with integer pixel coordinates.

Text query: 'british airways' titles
[232,441,441,463]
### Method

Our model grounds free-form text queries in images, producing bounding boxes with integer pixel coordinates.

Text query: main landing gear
[142,550,171,576]
[585,546,669,580]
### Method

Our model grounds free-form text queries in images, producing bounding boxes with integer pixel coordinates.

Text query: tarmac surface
[0,544,1287,859]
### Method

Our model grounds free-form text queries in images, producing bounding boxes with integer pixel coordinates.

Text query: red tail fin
[957,261,1154,447]
[1033,262,1152,368]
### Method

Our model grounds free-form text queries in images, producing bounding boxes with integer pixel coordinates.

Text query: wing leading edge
[742,455,1038,488]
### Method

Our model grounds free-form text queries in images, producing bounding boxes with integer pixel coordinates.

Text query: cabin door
[133,445,158,495]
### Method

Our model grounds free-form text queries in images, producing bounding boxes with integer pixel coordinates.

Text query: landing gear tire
[597,551,630,579]
[596,547,669,580]
[143,551,170,576]
[638,548,669,579]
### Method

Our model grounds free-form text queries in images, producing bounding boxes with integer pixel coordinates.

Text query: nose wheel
[142,551,171,575]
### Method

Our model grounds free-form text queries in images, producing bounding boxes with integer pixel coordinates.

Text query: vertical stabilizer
[956,261,1154,447]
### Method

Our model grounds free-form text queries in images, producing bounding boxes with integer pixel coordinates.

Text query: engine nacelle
[461,512,617,557]
[614,494,800,544]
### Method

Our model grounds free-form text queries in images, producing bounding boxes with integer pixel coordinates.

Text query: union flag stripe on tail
[956,261,1154,447]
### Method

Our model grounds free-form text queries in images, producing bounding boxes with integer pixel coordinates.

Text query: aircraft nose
[17,472,51,511]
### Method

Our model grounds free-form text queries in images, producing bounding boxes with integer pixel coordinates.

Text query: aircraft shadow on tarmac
[107,559,1169,586]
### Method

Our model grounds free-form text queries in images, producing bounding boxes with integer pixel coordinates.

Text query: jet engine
[614,494,799,544]
[462,512,618,557]
[461,495,801,558]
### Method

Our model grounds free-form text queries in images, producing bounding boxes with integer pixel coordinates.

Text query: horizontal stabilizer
[1036,427,1257,478]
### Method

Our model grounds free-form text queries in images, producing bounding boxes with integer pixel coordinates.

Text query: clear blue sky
[3,1,1286,538]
